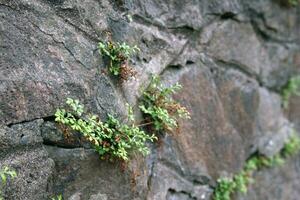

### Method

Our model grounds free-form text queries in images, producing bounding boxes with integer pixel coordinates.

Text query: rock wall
[0,0,300,199]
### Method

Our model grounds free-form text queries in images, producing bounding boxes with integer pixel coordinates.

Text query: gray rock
[236,154,300,200]
[45,146,136,200]
[68,192,82,200]
[0,121,55,200]
[287,95,300,132]
[202,20,272,80]
[0,0,123,125]
[0,148,54,200]
[89,193,108,200]
[0,120,43,151]
[129,0,242,30]
[147,162,212,200]
[41,121,92,148]
[255,88,292,156]
[0,0,300,199]
[242,0,300,42]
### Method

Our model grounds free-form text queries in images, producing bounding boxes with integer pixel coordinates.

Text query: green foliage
[98,41,139,77]
[214,177,236,200]
[245,154,285,171]
[139,75,190,132]
[213,171,252,200]
[51,194,63,200]
[213,133,300,200]
[282,132,300,157]
[233,171,252,194]
[287,0,299,6]
[0,166,17,200]
[55,98,157,161]
[0,167,17,185]
[281,76,300,108]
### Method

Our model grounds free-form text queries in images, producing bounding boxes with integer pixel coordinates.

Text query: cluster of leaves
[55,98,156,161]
[98,41,139,80]
[213,178,236,200]
[213,170,253,200]
[244,154,285,171]
[287,0,299,6]
[213,133,300,200]
[139,75,190,132]
[282,133,300,157]
[281,75,300,108]
[0,167,17,200]
[51,194,63,200]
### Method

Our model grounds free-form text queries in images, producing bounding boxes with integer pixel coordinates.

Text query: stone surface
[46,146,137,200]
[0,120,43,151]
[0,0,300,199]
[202,20,272,78]
[41,121,92,148]
[0,148,54,200]
[236,153,300,200]
[287,95,300,132]
[0,124,54,200]
[0,0,126,125]
[160,64,249,181]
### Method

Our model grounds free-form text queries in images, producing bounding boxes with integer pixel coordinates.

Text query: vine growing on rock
[139,75,190,132]
[55,98,157,161]
[0,166,17,200]
[281,75,300,108]
[213,132,300,200]
[98,40,139,81]
[287,0,299,6]
[56,37,192,161]
[54,75,191,161]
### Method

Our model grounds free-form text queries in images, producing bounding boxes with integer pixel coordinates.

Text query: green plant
[233,171,252,194]
[55,98,157,161]
[282,132,300,157]
[245,154,285,171]
[213,132,300,200]
[287,0,299,6]
[51,194,63,200]
[213,177,236,200]
[213,170,252,200]
[0,166,17,200]
[139,75,190,132]
[281,75,300,108]
[98,41,139,79]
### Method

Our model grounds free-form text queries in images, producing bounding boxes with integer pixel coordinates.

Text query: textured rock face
[0,121,54,199]
[0,0,300,200]
[237,156,300,200]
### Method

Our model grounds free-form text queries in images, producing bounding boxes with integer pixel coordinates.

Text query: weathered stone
[0,120,43,151]
[0,0,124,125]
[255,88,292,156]
[41,121,92,148]
[287,95,300,132]
[0,121,55,200]
[46,146,137,200]
[68,192,82,200]
[0,0,300,199]
[0,148,54,200]
[89,193,108,200]
[147,161,212,200]
[242,1,300,43]
[236,154,300,200]
[129,0,242,30]
[159,64,260,180]
[202,20,272,80]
